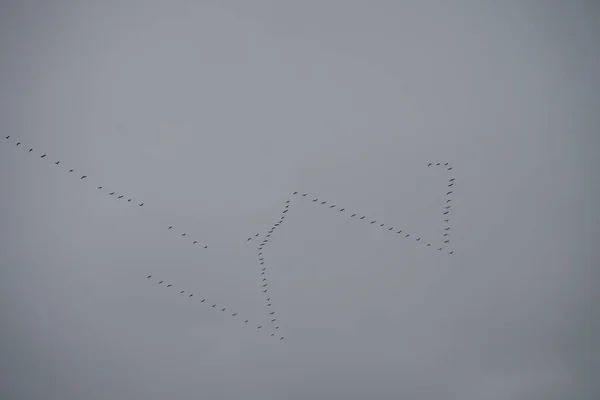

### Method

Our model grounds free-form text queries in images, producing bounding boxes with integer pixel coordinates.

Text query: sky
[0,1,598,399]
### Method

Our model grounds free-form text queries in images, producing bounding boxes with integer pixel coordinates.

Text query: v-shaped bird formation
[5,135,458,342]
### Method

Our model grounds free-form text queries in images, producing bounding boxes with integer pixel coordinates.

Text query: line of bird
[4,136,210,250]
[247,187,456,255]
[147,275,284,340]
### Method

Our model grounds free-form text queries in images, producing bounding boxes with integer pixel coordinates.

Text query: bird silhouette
[447,167,453,170]
[221,308,226,311]
[16,142,21,146]
[416,237,421,241]
[54,161,59,165]
[444,240,450,243]
[321,201,326,205]
[360,216,365,220]
[436,163,440,166]
[193,241,198,244]
[329,205,335,208]
[180,290,184,294]
[293,192,298,195]
[80,176,87,179]
[351,214,356,217]
[4,136,9,139]
[449,251,454,255]
[232,313,237,316]
[302,193,307,196]
[313,199,318,202]
[340,208,345,212]
[97,186,102,189]
[169,226,173,229]
[380,223,384,227]
[29,149,33,152]
[269,311,275,315]
[263,289,267,293]
[447,191,453,195]
[405,234,410,238]
[201,299,206,302]
[428,163,432,166]
[118,195,123,199]
[127,199,131,202]
[443,211,449,215]
[257,326,262,329]
[389,227,393,231]
[245,320,248,323]
[203,246,208,249]
[139,203,144,206]
[109,192,115,195]
[212,304,216,307]
[396,230,402,234]
[40,154,46,158]
[449,178,455,182]
[167,284,172,287]
[438,248,443,251]
[445,227,451,231]
[68,169,74,172]
[147,275,152,279]
[445,206,451,209]
[427,244,431,247]
[158,281,163,284]
[189,294,193,297]
[181,233,186,236]
[370,221,376,224]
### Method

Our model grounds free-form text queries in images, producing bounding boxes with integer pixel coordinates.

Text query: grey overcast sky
[1,1,598,399]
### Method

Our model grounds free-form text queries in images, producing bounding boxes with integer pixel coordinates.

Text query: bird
[321,201,326,205]
[40,154,46,158]
[147,275,152,279]
[261,268,266,271]
[212,304,216,307]
[293,192,298,195]
[449,251,454,255]
[416,237,421,241]
[169,226,173,230]
[438,248,442,251]
[158,281,163,284]
[443,211,449,215]
[109,192,115,195]
[282,210,288,213]
[80,175,87,179]
[313,199,318,202]
[54,161,59,165]
[286,200,290,203]
[257,326,262,329]
[181,233,186,237]
[245,320,249,323]
[269,312,275,315]
[232,313,237,316]
[445,206,451,209]
[275,326,279,329]
[201,299,206,303]
[360,216,365,220]
[280,337,284,340]
[68,169,73,172]
[447,191,453,195]
[139,203,144,206]
[271,333,275,336]
[448,183,454,187]
[180,290,184,294]
[447,199,452,203]
[29,149,33,152]
[427,244,431,247]
[271,319,276,322]
[449,178,455,182]
[267,303,271,307]
[127,199,131,202]
[258,253,263,256]
[221,308,226,312]
[447,167,453,171]
[97,186,102,189]
[262,284,267,287]
[428,163,432,166]
[444,240,450,243]
[436,163,440,166]
[16,142,21,146]
[443,233,449,236]
[444,219,449,222]
[445,227,450,231]
[247,237,252,242]
[4,136,9,139]
[118,195,123,199]
[167,284,172,287]
[189,294,193,297]
[445,162,449,166]
[370,221,376,224]
[405,234,410,238]
[203,246,208,249]
[389,227,393,231]
[255,234,259,237]
[263,289,267,293]
[193,241,198,244]
[397,230,402,234]
[340,208,345,212]
[302,193,307,196]
[380,223,384,227]
[329,205,335,208]
[266,298,270,301]
[351,214,356,217]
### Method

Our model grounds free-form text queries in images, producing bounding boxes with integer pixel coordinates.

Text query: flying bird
[232,313,237,316]
[445,227,450,231]
[445,162,449,166]
[263,289,267,293]
[269,312,275,315]
[203,246,208,249]
[313,199,318,202]
[118,195,123,199]
[193,241,198,244]
[449,251,454,255]
[449,178,455,182]
[351,214,356,217]
[97,186,102,189]
[370,221,376,224]
[436,163,440,166]
[69,169,73,172]
[255,234,259,237]
[54,161,59,165]
[416,237,421,241]
[169,226,173,230]
[266,298,270,301]
[428,163,432,166]
[396,230,402,233]
[444,240,450,243]
[181,233,186,237]
[271,319,276,322]
[189,294,193,297]
[447,167,453,170]
[16,142,21,146]
[158,281,163,284]
[180,290,184,294]
[443,211,449,215]
[443,233,449,236]
[360,216,365,220]
[212,304,216,307]
[109,192,115,195]
[445,206,451,209]
[340,208,345,212]
[80,176,87,179]
[280,337,284,340]
[380,223,384,227]
[245,320,248,323]
[448,183,454,187]
[128,199,131,202]
[302,193,307,196]
[139,203,144,206]
[40,154,46,158]
[282,210,288,213]
[201,299,206,303]
[321,201,326,205]
[444,219,449,222]
[221,308,226,311]
[29,149,33,152]
[147,275,152,279]
[389,227,393,230]
[293,192,298,195]
[427,244,431,247]
[438,248,443,251]
[447,199,452,203]
[4,136,9,139]
[447,191,453,195]
[257,326,262,329]
[329,205,335,208]
[271,333,275,336]
[405,234,410,238]
[167,284,172,287]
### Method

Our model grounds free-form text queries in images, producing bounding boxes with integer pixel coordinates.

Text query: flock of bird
[5,135,457,342]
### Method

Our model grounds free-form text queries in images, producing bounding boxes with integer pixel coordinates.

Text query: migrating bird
[158,281,163,284]
[313,199,318,202]
[29,149,33,152]
[167,284,172,287]
[40,154,46,158]
[449,178,455,182]
[396,230,402,234]
[118,195,123,199]
[109,192,115,195]
[271,319,276,322]
[427,244,431,247]
[321,201,326,205]
[180,291,184,294]
[371,221,376,224]
[203,246,208,249]
[181,233,186,237]
[232,313,237,316]
[380,223,385,227]
[443,233,449,236]
[69,169,74,172]
[221,308,226,312]
[271,333,275,336]
[444,240,450,243]
[447,167,453,171]
[97,186,102,190]
[436,163,440,166]
[263,289,267,293]
[201,299,206,303]
[302,193,307,196]
[445,227,451,231]
[329,205,335,208]
[340,208,345,212]
[443,211,450,215]
[189,294,193,297]
[444,219,449,222]
[360,216,365,220]
[445,206,451,209]
[80,176,87,179]
[139,203,144,206]
[169,226,173,230]
[448,183,454,187]
[275,326,279,329]
[389,227,393,231]
[255,234,259,237]
[447,199,452,203]
[262,284,267,288]
[147,275,152,279]
[4,136,9,139]
[269,312,275,315]
[445,162,449,166]
[351,214,356,217]
[257,326,262,329]
[267,303,271,307]
[193,241,198,244]
[245,320,248,323]
[266,298,270,301]
[428,163,432,166]
[282,210,288,213]
[128,199,131,202]
[212,304,216,308]
[293,192,298,195]
[16,142,21,146]
[447,191,453,195]
[405,234,410,238]
[416,237,421,241]
[438,248,443,251]
[54,161,59,165]
[280,337,284,340]
[247,237,252,241]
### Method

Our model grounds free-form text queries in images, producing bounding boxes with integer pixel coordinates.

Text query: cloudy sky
[1,1,598,399]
